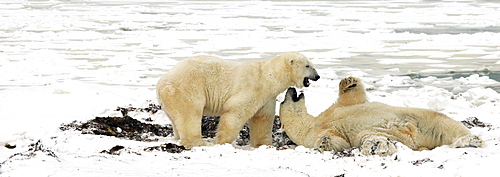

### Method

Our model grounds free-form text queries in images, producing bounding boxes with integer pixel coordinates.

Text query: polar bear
[279,77,482,156]
[157,52,320,148]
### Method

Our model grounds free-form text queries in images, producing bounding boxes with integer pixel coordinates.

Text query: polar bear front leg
[339,76,359,94]
[216,111,253,145]
[249,99,275,147]
[216,95,269,146]
[312,130,350,152]
[337,76,368,105]
[360,135,397,156]
[314,136,352,153]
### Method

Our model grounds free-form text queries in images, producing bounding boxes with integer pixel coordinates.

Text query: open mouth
[303,78,311,87]
[285,87,304,103]
[303,75,320,87]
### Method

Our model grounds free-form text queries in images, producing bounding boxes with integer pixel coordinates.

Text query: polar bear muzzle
[303,74,320,87]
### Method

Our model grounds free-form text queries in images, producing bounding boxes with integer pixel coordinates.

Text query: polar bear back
[157,55,275,116]
[330,102,471,150]
[166,56,242,86]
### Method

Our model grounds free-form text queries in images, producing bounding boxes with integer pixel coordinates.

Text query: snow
[1,0,500,176]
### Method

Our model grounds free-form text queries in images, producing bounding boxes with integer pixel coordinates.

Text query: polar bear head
[281,52,320,88]
[280,87,308,118]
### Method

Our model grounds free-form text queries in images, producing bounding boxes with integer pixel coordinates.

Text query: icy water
[1,0,499,90]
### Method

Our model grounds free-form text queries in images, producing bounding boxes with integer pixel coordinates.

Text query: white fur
[157,52,319,148]
[280,77,482,156]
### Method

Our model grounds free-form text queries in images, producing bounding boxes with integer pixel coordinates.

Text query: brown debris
[461,117,492,129]
[60,116,173,141]
[60,105,296,150]
[144,143,187,153]
[410,158,433,166]
[101,145,125,155]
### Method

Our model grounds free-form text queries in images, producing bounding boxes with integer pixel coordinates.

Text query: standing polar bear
[280,77,482,156]
[157,52,320,148]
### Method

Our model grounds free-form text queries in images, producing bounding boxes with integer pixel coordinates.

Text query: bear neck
[257,59,294,95]
[279,107,316,146]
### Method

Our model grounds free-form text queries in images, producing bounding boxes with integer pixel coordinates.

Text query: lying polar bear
[157,52,320,148]
[279,77,482,156]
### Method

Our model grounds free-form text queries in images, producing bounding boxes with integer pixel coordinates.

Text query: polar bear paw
[315,136,334,152]
[180,139,210,149]
[340,77,359,93]
[361,136,397,156]
[450,135,482,148]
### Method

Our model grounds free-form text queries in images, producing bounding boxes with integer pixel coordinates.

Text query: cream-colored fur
[157,52,320,148]
[280,77,482,156]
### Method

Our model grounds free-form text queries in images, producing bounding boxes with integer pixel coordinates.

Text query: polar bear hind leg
[417,113,482,149]
[161,95,208,148]
[164,111,180,140]
[450,134,483,148]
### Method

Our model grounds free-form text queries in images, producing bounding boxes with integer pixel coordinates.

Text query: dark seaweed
[461,117,492,129]
[144,143,187,153]
[60,104,295,149]
[61,116,173,141]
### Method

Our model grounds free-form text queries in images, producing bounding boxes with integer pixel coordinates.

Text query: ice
[1,0,500,176]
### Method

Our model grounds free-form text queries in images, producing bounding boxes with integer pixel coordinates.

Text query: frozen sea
[1,0,500,176]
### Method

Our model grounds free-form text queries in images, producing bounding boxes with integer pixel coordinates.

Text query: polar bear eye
[306,65,310,68]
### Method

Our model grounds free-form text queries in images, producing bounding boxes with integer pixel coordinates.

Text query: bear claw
[361,136,397,156]
[340,77,359,93]
[315,136,334,152]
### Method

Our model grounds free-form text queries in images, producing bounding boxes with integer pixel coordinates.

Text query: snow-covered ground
[1,0,500,176]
